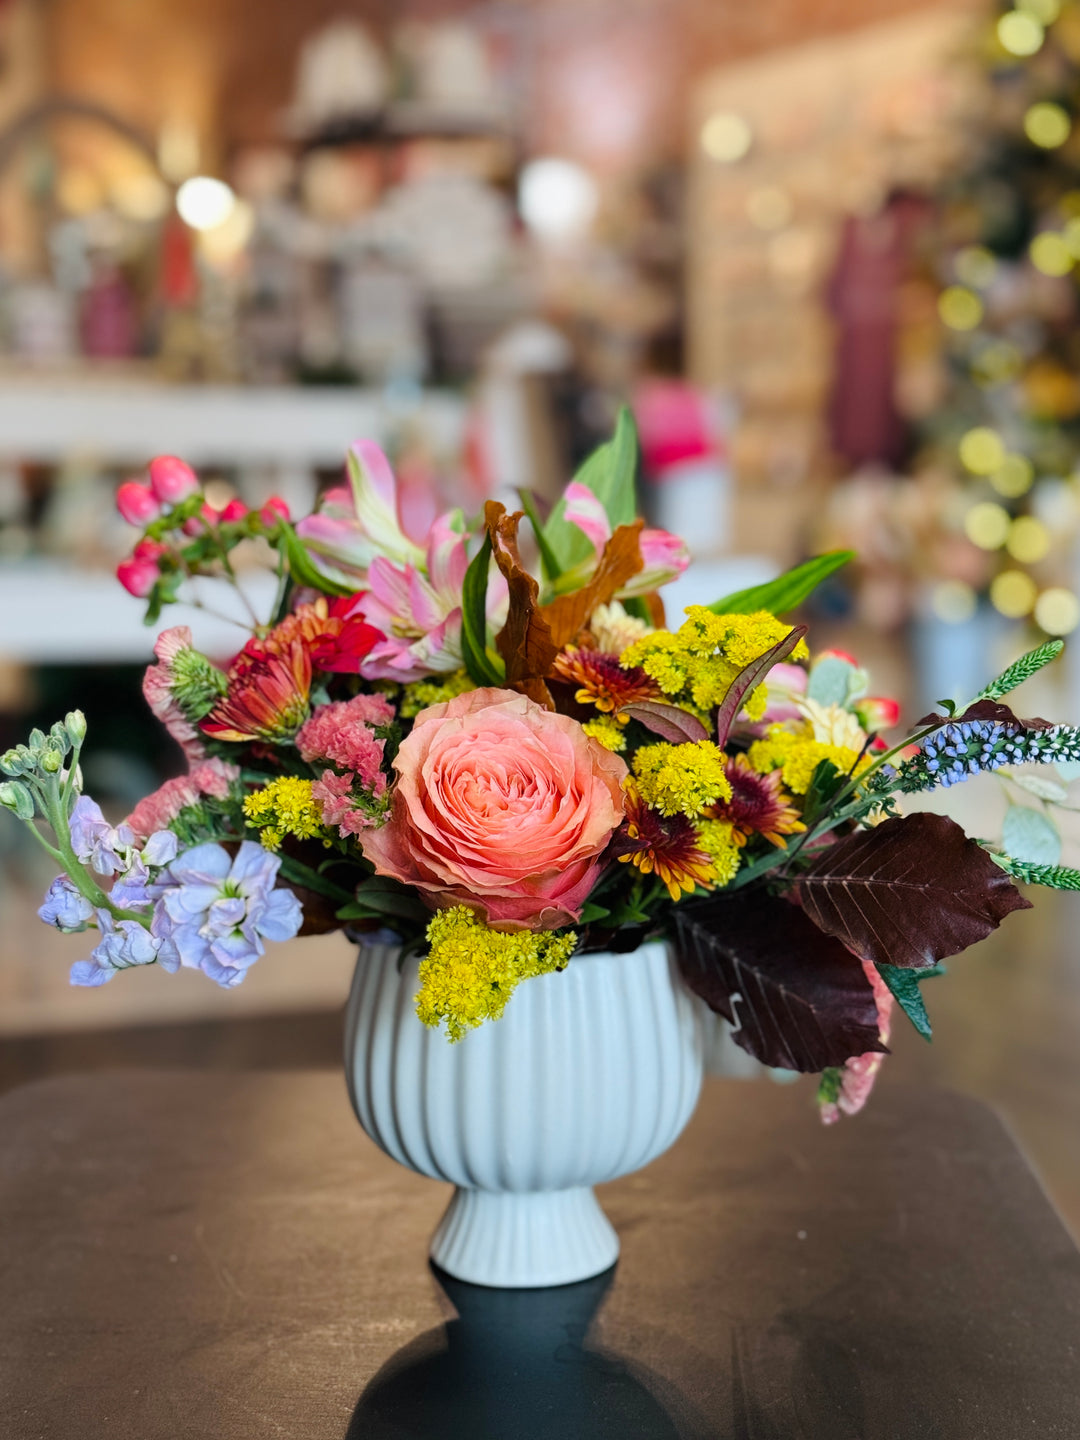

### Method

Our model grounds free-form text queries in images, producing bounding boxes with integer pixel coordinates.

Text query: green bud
[0,780,35,820]
[65,710,88,745]
[28,728,46,753]
[40,749,62,774]
[0,749,24,776]
[49,721,72,755]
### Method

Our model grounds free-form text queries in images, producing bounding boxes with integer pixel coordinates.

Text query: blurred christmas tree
[926,0,1080,638]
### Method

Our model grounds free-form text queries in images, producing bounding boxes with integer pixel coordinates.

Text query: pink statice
[820,963,894,1125]
[126,758,240,841]
[296,694,392,791]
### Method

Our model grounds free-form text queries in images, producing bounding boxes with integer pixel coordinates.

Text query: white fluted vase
[344,939,705,1289]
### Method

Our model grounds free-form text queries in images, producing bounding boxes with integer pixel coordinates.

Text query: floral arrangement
[5,412,1080,1122]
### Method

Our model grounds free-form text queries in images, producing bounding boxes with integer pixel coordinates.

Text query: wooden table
[0,1072,1077,1438]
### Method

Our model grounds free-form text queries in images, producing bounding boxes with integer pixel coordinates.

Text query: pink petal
[562,482,612,554]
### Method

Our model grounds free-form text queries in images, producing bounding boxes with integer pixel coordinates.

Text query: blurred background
[3,0,1080,1229]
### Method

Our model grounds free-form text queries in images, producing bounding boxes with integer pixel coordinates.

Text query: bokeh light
[1035,587,1080,634]
[998,11,1045,56]
[1017,0,1061,22]
[176,176,236,231]
[991,569,1039,617]
[990,454,1035,496]
[939,286,983,330]
[1030,232,1074,276]
[519,158,598,242]
[959,426,1006,474]
[1006,515,1051,562]
[700,112,752,163]
[932,579,978,624]
[965,501,1012,549]
[955,245,998,289]
[1024,102,1071,149]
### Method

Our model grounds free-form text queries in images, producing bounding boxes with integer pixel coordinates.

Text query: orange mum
[613,781,715,900]
[709,753,805,848]
[552,646,659,719]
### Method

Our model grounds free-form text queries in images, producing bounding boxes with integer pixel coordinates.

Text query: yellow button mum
[416,907,577,1042]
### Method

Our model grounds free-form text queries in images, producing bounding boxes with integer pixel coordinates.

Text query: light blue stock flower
[70,911,180,988]
[38,876,94,932]
[155,840,303,988]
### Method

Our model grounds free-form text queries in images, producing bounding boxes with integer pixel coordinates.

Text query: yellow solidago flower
[416,907,577,1042]
[243,775,329,851]
[621,607,808,716]
[632,740,732,818]
[582,716,627,753]
[694,818,742,887]
[400,670,472,719]
[746,724,872,796]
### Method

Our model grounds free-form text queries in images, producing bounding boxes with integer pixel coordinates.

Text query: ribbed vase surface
[344,939,705,1288]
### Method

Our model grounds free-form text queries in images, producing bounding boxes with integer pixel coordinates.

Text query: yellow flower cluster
[416,907,577,1042]
[243,775,328,851]
[400,670,473,719]
[695,818,742,886]
[632,740,732,818]
[582,716,627,752]
[620,607,809,716]
[746,725,872,796]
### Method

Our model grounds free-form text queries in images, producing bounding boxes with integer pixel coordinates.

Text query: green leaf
[976,639,1064,702]
[460,532,504,686]
[541,406,639,573]
[1001,805,1061,866]
[579,902,611,924]
[336,878,430,925]
[1009,773,1068,804]
[806,655,859,707]
[876,961,945,1042]
[517,489,565,584]
[707,550,853,616]
[279,523,352,597]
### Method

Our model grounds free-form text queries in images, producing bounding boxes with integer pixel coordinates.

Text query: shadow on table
[345,1263,694,1439]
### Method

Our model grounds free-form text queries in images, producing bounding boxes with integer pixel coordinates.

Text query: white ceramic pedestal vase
[345,938,705,1289]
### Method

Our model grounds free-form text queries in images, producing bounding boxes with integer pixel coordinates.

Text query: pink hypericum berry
[217,499,249,523]
[148,455,200,505]
[116,480,161,526]
[117,537,168,597]
[259,496,290,524]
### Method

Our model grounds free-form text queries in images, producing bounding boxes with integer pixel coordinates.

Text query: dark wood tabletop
[0,1070,1077,1439]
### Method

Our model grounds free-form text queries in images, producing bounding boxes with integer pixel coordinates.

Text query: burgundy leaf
[914,699,1052,730]
[795,812,1031,970]
[622,700,709,743]
[673,890,885,1072]
[715,625,808,747]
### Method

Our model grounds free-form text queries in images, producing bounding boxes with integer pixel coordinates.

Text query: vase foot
[430,1185,619,1289]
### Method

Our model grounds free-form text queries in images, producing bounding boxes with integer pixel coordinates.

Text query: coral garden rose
[360,687,627,929]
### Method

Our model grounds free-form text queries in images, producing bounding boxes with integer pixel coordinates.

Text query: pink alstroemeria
[359,513,472,682]
[296,441,426,587]
[561,482,688,597]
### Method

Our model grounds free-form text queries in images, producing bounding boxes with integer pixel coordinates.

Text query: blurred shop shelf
[0,562,278,663]
[0,372,467,466]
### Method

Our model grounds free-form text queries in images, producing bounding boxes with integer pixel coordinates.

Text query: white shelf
[0,376,467,466]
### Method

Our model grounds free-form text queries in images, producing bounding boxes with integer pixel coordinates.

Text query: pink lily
[358,513,473,683]
[296,441,426,587]
[560,482,688,597]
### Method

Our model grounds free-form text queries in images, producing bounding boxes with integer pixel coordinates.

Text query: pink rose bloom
[360,688,627,930]
[126,758,239,840]
[820,963,894,1125]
